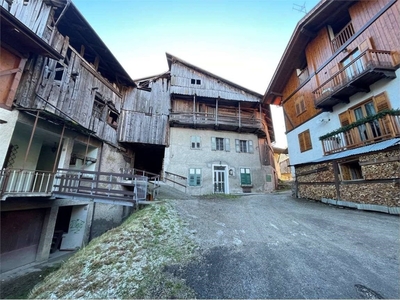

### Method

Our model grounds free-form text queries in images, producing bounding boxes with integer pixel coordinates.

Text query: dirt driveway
[169,191,400,299]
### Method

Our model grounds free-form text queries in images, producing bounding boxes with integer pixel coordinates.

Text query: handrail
[313,49,395,105]
[163,171,187,190]
[320,113,400,155]
[0,168,55,199]
[331,22,355,52]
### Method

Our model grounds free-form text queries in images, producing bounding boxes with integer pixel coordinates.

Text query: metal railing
[320,113,400,155]
[163,171,187,192]
[0,169,55,199]
[331,22,355,52]
[314,49,395,107]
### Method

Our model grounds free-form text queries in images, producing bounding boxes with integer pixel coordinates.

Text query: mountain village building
[0,0,276,272]
[264,0,400,213]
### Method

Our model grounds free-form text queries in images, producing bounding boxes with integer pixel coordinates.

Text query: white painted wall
[287,70,400,166]
[164,127,273,195]
[0,109,18,168]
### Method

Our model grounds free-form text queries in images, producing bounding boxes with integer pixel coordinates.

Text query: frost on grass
[29,202,197,299]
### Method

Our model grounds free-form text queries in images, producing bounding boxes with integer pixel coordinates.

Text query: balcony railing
[0,169,55,200]
[320,112,400,155]
[331,22,355,52]
[314,49,397,110]
[169,112,264,131]
[0,168,159,203]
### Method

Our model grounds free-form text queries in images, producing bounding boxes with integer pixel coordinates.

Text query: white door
[213,166,226,194]
[60,205,88,250]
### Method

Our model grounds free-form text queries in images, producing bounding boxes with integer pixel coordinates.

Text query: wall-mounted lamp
[229,169,234,176]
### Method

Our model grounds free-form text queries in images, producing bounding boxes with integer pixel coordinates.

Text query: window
[339,160,363,181]
[191,136,201,149]
[189,168,201,186]
[92,94,105,120]
[211,137,230,151]
[341,93,392,143]
[295,95,306,116]
[107,110,119,129]
[240,168,252,186]
[191,78,201,85]
[235,139,253,153]
[297,67,309,85]
[298,130,312,152]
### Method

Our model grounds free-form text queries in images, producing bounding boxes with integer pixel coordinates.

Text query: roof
[263,0,356,105]
[166,52,263,99]
[55,1,134,86]
[0,6,62,60]
[296,138,400,166]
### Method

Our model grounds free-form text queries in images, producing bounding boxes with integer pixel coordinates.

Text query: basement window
[339,160,363,181]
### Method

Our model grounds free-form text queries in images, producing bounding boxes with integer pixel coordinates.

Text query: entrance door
[213,166,226,194]
[60,205,88,250]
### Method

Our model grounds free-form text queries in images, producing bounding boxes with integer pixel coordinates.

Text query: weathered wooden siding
[1,0,54,42]
[118,78,170,145]
[15,29,123,146]
[171,63,260,102]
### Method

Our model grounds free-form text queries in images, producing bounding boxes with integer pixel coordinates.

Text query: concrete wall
[0,109,18,168]
[164,127,274,195]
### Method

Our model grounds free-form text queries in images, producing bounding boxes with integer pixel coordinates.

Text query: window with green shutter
[235,140,254,153]
[189,168,201,186]
[240,168,251,185]
[191,136,201,149]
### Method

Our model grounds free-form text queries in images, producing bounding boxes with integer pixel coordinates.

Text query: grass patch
[29,202,197,299]
[198,193,240,200]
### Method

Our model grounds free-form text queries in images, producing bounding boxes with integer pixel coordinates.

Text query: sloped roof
[263,0,356,105]
[166,52,263,99]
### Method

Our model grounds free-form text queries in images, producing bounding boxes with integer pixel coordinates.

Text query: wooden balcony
[313,50,397,111]
[331,22,355,52]
[320,112,400,155]
[169,112,267,136]
[1,168,160,205]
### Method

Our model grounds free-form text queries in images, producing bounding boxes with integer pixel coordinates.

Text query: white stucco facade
[164,127,274,195]
[286,69,400,167]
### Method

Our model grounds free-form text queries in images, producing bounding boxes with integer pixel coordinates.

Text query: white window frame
[235,139,253,153]
[188,168,202,186]
[211,137,230,151]
[191,136,201,149]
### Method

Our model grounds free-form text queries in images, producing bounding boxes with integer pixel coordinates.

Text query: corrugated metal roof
[300,138,400,165]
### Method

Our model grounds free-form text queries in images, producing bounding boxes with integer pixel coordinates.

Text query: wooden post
[238,102,241,128]
[82,135,90,169]
[216,98,219,126]
[193,94,196,124]
[52,124,65,173]
[23,110,40,169]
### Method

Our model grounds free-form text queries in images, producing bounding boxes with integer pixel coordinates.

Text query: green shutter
[225,138,230,152]
[211,137,216,150]
[248,140,254,153]
[235,139,240,152]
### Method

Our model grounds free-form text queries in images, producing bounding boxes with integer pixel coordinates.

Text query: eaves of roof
[0,6,62,60]
[262,0,356,105]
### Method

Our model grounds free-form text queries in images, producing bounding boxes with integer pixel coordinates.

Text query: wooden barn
[263,0,400,213]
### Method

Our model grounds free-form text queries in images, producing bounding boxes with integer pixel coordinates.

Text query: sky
[72,0,320,148]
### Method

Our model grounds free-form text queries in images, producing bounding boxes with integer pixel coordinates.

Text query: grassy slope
[30,202,197,299]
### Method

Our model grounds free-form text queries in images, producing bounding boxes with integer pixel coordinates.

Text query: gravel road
[169,191,400,299]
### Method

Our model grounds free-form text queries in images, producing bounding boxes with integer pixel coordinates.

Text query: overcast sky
[72,0,320,147]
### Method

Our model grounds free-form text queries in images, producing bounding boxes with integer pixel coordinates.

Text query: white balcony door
[213,166,227,194]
